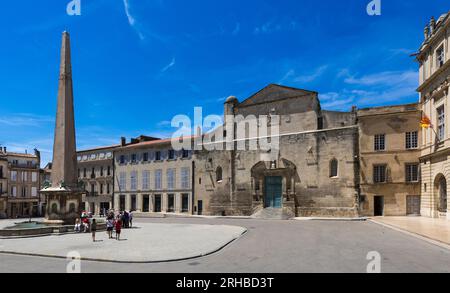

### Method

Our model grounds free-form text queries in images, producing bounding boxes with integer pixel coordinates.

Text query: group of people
[74,210,134,242]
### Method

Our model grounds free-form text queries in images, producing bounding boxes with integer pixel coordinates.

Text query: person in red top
[115,219,122,240]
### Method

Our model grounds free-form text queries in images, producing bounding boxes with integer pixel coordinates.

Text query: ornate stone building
[358,104,421,216]
[1,148,41,218]
[194,84,360,217]
[418,12,450,220]
[0,148,8,218]
[77,145,118,215]
[114,136,194,214]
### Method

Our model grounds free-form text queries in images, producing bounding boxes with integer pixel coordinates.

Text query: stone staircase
[251,208,293,220]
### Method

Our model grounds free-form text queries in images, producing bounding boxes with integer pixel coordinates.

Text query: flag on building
[420,114,432,129]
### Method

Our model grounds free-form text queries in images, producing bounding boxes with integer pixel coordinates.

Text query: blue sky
[0,0,447,165]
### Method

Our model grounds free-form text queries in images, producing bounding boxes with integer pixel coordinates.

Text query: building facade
[418,12,450,220]
[194,84,360,217]
[358,104,422,217]
[0,148,8,218]
[77,146,118,215]
[114,136,194,214]
[0,148,41,218]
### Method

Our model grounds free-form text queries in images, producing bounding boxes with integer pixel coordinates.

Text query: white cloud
[0,113,54,127]
[320,92,355,111]
[344,70,417,87]
[123,0,145,40]
[294,65,328,83]
[161,58,176,73]
[278,65,328,85]
[320,69,419,111]
[232,23,241,36]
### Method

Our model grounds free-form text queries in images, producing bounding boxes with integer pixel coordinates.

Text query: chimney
[424,25,430,40]
[429,16,436,34]
[3,147,6,153]
[121,137,126,146]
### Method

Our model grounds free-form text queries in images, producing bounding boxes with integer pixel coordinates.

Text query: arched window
[330,159,338,178]
[216,167,223,182]
[439,177,447,212]
[69,203,76,213]
[51,203,58,214]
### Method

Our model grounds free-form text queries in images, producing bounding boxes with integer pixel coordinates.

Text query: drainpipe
[192,160,195,215]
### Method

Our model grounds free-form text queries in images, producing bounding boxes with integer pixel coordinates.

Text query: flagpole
[421,110,440,143]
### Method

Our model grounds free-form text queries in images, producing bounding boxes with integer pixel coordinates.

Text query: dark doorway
[120,195,126,211]
[182,194,189,213]
[100,202,110,216]
[131,195,137,211]
[265,176,283,208]
[407,195,421,216]
[168,194,175,212]
[154,195,162,212]
[198,200,203,215]
[143,195,150,212]
[374,196,384,216]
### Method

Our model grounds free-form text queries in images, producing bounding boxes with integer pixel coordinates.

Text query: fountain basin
[0,220,106,238]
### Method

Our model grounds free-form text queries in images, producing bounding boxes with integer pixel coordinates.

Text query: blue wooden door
[265,176,282,208]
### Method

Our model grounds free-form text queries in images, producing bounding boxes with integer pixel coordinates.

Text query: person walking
[91,219,97,242]
[74,218,81,233]
[106,217,114,239]
[129,211,133,228]
[115,219,122,241]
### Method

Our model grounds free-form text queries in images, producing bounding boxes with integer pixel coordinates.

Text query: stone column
[114,194,120,211]
[137,194,143,212]
[259,179,264,202]
[125,194,131,211]
[95,202,100,216]
[175,193,181,213]
[149,194,154,213]
[162,193,168,212]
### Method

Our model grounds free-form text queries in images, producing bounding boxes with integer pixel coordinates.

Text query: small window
[406,164,419,182]
[406,131,418,149]
[216,167,223,182]
[155,151,161,161]
[143,152,149,162]
[330,159,338,178]
[182,149,189,159]
[168,150,175,160]
[318,117,324,130]
[131,154,137,163]
[437,106,445,141]
[437,46,445,68]
[119,155,125,164]
[373,165,387,183]
[374,134,386,151]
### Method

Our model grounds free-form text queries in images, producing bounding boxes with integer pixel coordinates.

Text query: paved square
[0,222,246,262]
[1,218,450,273]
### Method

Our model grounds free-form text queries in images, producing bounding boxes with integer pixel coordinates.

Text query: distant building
[113,136,194,214]
[0,147,41,218]
[417,12,450,219]
[77,145,119,215]
[358,104,421,216]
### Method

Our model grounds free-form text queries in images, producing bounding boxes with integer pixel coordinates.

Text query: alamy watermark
[366,251,381,273]
[170,107,280,160]
[66,251,81,273]
[367,0,381,16]
[67,0,81,16]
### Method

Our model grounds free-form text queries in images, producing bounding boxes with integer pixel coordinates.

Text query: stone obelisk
[42,31,82,224]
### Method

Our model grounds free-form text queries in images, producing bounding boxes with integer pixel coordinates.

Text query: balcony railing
[86,191,99,197]
[9,163,39,169]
